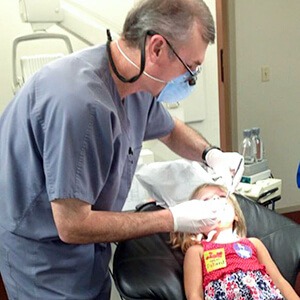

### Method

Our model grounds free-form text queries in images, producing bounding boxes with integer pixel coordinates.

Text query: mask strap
[116,40,165,84]
[106,29,147,83]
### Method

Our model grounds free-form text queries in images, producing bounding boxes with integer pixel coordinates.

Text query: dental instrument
[226,157,243,199]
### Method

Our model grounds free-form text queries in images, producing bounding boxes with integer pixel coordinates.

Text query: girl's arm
[184,244,204,300]
[249,237,300,300]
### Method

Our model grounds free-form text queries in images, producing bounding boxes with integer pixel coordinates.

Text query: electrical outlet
[261,66,270,82]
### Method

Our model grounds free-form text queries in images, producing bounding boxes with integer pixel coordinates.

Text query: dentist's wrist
[202,146,221,162]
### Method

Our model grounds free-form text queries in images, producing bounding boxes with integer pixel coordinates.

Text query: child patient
[170,183,299,300]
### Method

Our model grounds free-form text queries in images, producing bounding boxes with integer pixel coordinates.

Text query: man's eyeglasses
[147,30,201,86]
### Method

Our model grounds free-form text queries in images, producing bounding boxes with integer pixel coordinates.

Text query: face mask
[155,72,195,103]
[115,40,195,103]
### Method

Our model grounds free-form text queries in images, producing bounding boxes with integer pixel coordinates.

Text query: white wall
[1,1,299,212]
[0,0,87,112]
[0,0,220,162]
[228,0,300,211]
[0,3,218,299]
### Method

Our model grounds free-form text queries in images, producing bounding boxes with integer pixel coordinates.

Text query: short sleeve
[33,59,116,204]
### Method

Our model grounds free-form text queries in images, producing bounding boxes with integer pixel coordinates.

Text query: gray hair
[122,0,215,49]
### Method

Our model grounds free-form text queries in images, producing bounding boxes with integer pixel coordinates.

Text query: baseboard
[276,205,300,214]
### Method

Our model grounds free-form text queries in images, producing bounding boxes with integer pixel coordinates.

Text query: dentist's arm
[159,117,210,162]
[51,198,173,244]
[51,197,218,244]
[160,118,244,189]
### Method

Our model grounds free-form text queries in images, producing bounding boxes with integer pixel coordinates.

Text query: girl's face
[195,185,226,200]
[195,186,236,229]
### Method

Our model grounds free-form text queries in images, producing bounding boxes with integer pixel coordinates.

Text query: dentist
[0,0,243,299]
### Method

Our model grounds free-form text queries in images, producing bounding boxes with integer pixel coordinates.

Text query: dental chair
[112,194,300,299]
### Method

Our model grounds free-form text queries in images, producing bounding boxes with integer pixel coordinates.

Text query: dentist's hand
[205,149,244,192]
[169,199,219,233]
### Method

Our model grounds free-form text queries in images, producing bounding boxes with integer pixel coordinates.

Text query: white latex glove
[169,199,219,233]
[205,149,244,193]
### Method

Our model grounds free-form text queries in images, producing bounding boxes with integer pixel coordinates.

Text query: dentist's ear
[153,41,164,58]
[147,35,165,61]
[153,40,164,57]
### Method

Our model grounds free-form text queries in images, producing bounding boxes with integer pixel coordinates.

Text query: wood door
[216,0,232,151]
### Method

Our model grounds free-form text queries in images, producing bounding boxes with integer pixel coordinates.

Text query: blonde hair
[170,183,247,253]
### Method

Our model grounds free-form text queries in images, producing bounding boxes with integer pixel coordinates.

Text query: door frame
[216,0,232,151]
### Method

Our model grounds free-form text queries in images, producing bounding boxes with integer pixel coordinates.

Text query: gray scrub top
[0,44,174,298]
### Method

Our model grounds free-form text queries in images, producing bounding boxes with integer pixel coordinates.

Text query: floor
[282,210,300,224]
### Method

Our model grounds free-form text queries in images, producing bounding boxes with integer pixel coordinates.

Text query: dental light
[12,0,72,93]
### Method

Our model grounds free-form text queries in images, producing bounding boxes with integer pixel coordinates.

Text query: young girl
[171,183,299,300]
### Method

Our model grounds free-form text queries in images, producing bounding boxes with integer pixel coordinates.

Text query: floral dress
[201,239,284,299]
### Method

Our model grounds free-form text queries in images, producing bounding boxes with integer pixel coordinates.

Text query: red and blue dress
[201,239,284,299]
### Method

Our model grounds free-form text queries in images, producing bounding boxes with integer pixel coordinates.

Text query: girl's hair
[122,0,215,49]
[170,183,247,253]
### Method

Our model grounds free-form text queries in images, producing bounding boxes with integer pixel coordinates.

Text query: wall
[227,0,300,211]
[0,2,218,299]
[1,1,299,212]
[0,0,220,162]
[0,0,87,112]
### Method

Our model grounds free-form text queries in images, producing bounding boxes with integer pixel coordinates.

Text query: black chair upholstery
[113,195,300,300]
